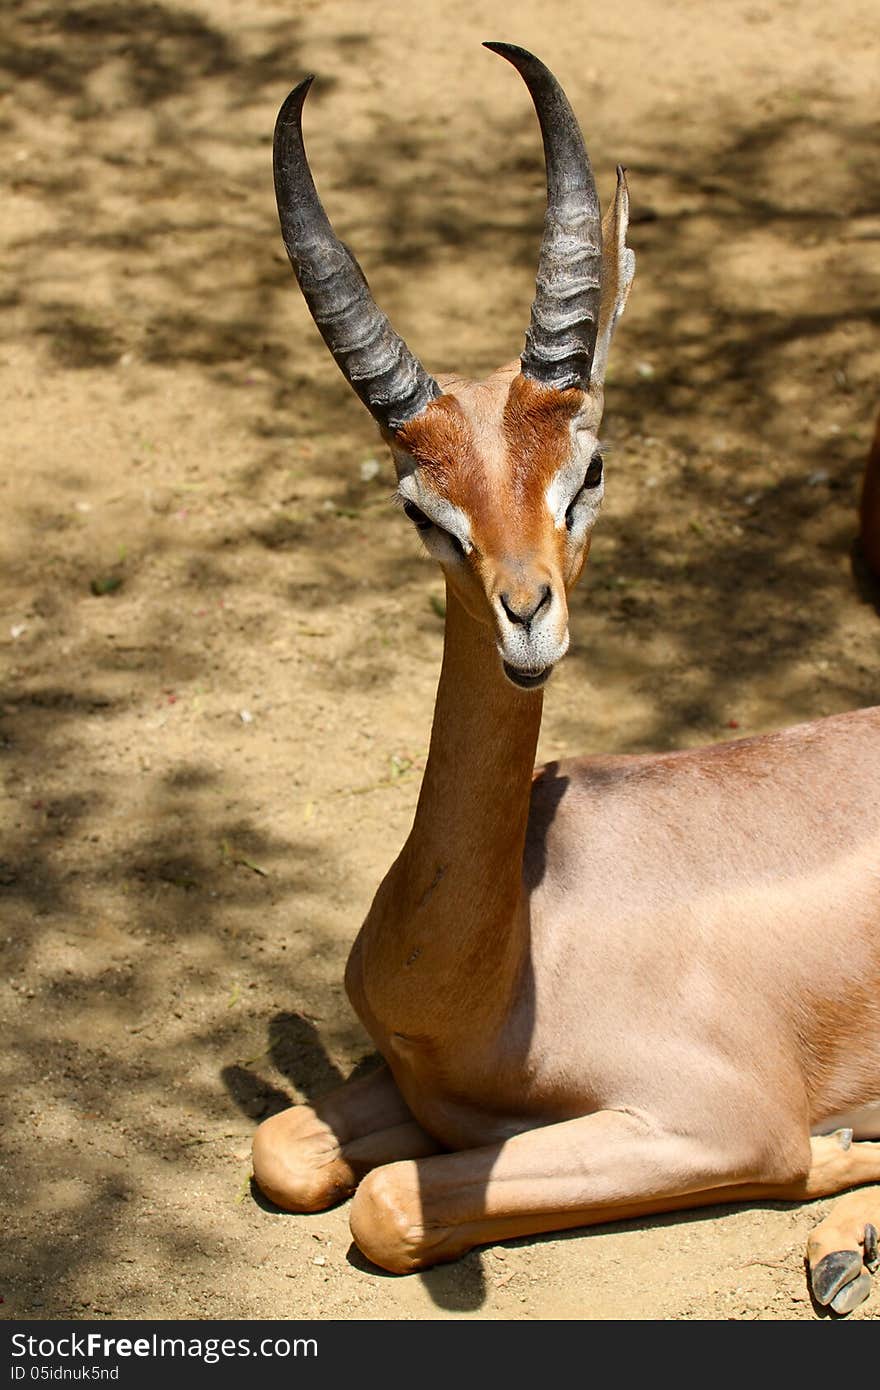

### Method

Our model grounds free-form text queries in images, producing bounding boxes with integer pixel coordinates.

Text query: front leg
[349,1107,791,1272]
[252,1064,442,1213]
[348,1111,880,1299]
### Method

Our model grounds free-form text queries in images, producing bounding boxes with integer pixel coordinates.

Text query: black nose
[500,585,551,627]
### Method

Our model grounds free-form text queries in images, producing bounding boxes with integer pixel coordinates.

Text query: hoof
[829,1271,873,1316]
[811,1249,863,1306]
[811,1246,875,1316]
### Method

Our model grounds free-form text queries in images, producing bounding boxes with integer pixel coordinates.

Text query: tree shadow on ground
[2,10,879,1318]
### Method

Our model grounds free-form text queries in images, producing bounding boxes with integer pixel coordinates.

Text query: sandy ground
[1,0,879,1321]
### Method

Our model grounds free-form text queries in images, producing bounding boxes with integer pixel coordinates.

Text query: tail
[859,409,880,581]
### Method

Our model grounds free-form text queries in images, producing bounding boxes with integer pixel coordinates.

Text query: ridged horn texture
[485,42,602,391]
[273,77,442,432]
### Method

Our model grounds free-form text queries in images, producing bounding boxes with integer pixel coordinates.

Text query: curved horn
[273,77,442,432]
[485,42,602,392]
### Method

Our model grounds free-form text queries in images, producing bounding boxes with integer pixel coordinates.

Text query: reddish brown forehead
[395,376,582,544]
[501,375,583,495]
[394,394,481,490]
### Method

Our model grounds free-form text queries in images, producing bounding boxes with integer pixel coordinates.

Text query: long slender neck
[362,585,543,1027]
[406,584,544,901]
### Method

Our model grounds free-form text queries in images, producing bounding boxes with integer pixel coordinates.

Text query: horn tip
[276,74,318,128]
[483,41,537,66]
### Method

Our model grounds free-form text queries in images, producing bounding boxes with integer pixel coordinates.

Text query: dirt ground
[2,0,879,1323]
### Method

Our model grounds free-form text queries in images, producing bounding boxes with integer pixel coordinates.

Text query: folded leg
[252,1064,441,1212]
[348,1107,801,1272]
[348,1111,880,1311]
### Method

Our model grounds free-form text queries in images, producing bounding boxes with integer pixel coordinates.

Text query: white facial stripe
[545,421,603,530]
[545,456,588,529]
[396,471,473,553]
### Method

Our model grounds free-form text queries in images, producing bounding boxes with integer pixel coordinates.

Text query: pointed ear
[590,166,635,387]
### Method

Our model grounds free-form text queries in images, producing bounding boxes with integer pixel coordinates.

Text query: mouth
[502,661,551,690]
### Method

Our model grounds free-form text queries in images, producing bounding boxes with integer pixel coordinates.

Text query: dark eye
[403,499,432,530]
[584,452,603,488]
[446,531,465,557]
[565,454,604,532]
[403,499,465,557]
